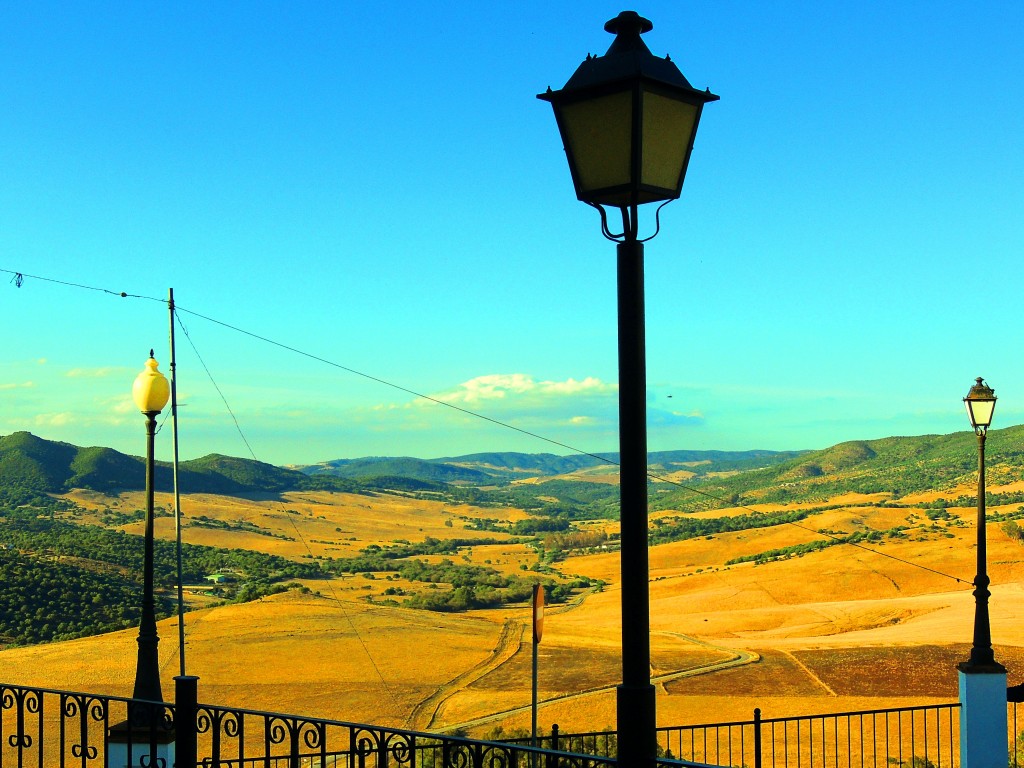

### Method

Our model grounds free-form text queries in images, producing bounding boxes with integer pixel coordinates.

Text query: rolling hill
[1,431,806,497]
[4,426,1024,732]
[5,428,1024,513]
[0,432,357,496]
[651,425,1024,512]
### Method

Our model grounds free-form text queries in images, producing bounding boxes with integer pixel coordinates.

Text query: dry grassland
[7,485,1024,737]
[65,489,528,559]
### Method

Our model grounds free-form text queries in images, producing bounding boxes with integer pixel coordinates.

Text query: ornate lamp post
[109,352,174,768]
[957,377,1008,768]
[539,13,716,768]
[131,350,171,702]
[960,377,1004,673]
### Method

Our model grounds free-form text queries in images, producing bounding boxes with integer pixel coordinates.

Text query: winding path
[405,618,525,731]
[421,627,760,734]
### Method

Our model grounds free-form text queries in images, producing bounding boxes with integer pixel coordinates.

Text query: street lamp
[960,377,1004,672]
[109,352,173,768]
[131,350,171,702]
[539,12,716,768]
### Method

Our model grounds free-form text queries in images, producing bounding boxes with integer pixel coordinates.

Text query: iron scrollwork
[197,705,244,767]
[62,692,107,765]
[381,730,416,768]
[2,685,41,750]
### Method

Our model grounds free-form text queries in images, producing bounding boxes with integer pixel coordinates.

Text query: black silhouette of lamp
[539,12,717,768]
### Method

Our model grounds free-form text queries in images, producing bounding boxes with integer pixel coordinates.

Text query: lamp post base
[958,667,1008,768]
[107,718,175,768]
[616,682,656,768]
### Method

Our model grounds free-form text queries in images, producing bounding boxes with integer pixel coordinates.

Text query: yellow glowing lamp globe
[132,354,170,414]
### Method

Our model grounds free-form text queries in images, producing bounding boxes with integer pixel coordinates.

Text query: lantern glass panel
[966,398,996,429]
[640,92,698,191]
[559,90,633,195]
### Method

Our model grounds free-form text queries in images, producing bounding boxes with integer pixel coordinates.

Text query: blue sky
[2,2,1022,466]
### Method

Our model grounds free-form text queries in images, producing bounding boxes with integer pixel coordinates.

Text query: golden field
[3,483,1024,737]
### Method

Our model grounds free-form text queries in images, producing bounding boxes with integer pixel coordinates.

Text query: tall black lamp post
[539,12,716,768]
[960,377,1005,673]
[131,351,171,702]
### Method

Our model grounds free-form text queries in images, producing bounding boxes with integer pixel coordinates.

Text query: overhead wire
[173,312,259,462]
[3,266,971,586]
[3,266,403,708]
[171,300,972,586]
[1,267,159,302]
[173,304,619,466]
[172,306,403,717]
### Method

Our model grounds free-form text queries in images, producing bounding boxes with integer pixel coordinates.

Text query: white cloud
[33,412,74,427]
[0,381,34,390]
[648,408,705,427]
[65,367,123,379]
[421,373,616,407]
[113,398,136,415]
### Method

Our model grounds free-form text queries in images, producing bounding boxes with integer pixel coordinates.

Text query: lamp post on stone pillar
[108,351,175,768]
[958,377,1007,768]
[538,12,716,768]
[131,351,170,704]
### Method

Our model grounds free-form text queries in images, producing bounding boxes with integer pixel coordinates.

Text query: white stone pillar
[959,668,1008,768]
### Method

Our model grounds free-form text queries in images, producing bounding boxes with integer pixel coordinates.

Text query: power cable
[171,308,403,718]
[173,311,258,462]
[3,267,971,585]
[173,304,617,467]
[1,267,159,302]
[172,302,969,586]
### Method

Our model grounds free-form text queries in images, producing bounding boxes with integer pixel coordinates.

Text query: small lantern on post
[960,376,1002,672]
[964,377,996,434]
[957,377,1008,768]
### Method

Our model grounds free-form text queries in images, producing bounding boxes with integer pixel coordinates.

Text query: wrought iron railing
[688,704,958,767]
[0,680,616,768]
[540,704,963,768]
[1009,697,1024,767]
[11,678,1024,768]
[505,726,616,760]
[1,684,176,768]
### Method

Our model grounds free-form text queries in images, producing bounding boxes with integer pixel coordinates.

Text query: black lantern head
[538,10,718,209]
[964,377,997,432]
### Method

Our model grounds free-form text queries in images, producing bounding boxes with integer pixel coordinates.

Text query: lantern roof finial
[604,11,653,39]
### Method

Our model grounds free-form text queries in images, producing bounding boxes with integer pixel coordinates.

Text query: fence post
[545,724,559,768]
[175,676,199,768]
[753,708,762,768]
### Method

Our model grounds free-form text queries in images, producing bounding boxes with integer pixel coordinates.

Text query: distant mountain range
[0,431,331,496]
[0,430,804,496]
[295,449,806,485]
[2,427,1022,507]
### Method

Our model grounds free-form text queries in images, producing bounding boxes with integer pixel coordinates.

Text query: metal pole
[967,429,999,668]
[169,287,186,678]
[615,230,656,768]
[174,675,199,768]
[531,633,539,768]
[532,581,542,763]
[133,411,163,703]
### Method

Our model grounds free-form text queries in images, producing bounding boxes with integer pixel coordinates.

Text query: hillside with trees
[4,426,1024,648]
